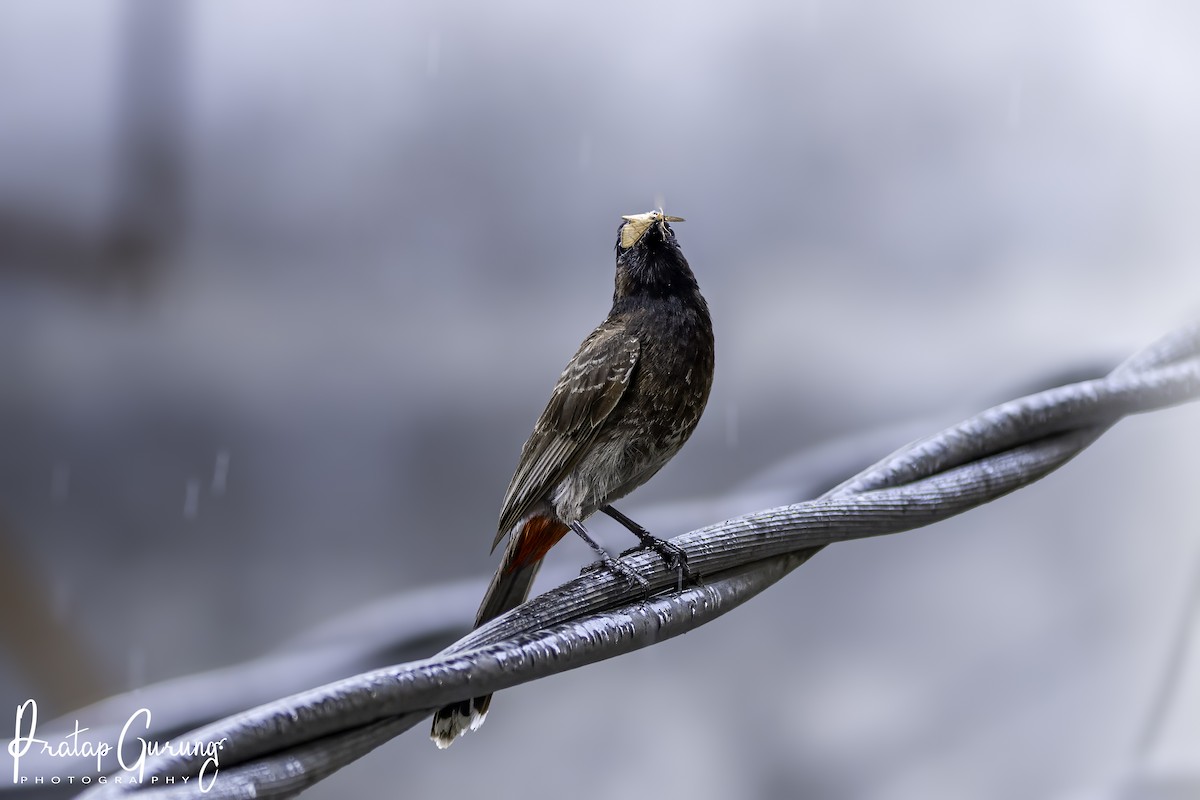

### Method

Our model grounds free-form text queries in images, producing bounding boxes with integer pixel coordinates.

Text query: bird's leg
[570,521,649,595]
[601,505,695,591]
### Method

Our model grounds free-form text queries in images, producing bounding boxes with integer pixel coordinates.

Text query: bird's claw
[582,556,651,596]
[620,538,696,592]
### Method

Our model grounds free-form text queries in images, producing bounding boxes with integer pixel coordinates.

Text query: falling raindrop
[51,462,70,503]
[427,31,441,78]
[725,404,738,448]
[184,478,200,519]
[212,449,231,496]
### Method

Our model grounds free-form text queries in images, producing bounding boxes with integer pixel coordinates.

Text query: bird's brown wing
[492,323,639,551]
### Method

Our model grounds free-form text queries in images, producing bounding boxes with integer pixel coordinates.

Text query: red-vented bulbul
[430,210,715,748]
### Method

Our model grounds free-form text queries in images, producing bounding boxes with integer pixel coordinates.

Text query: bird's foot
[620,537,695,592]
[601,504,697,591]
[581,556,651,596]
[571,520,651,596]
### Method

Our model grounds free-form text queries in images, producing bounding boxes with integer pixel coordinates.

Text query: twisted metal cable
[77,322,1200,799]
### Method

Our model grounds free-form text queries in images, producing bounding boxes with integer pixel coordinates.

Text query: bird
[430,209,715,748]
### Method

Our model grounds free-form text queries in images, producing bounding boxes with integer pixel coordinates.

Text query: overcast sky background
[1,2,1198,798]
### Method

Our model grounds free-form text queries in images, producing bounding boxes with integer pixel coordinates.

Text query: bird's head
[616,210,685,252]
[611,209,700,302]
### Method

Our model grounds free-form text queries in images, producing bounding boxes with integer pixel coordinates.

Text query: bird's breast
[622,302,714,437]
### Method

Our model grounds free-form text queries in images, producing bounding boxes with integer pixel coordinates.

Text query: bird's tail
[430,515,569,748]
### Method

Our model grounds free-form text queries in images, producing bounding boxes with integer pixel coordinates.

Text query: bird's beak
[661,215,685,222]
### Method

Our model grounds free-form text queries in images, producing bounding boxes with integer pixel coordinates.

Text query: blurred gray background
[2,1,1199,798]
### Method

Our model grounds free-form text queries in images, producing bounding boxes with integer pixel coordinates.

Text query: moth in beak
[619,210,685,249]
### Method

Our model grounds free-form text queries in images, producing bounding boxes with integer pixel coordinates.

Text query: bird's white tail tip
[430,705,488,749]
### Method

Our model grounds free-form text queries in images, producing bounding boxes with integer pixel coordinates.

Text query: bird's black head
[612,210,699,302]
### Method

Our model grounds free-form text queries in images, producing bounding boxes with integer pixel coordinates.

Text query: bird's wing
[492,323,640,551]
